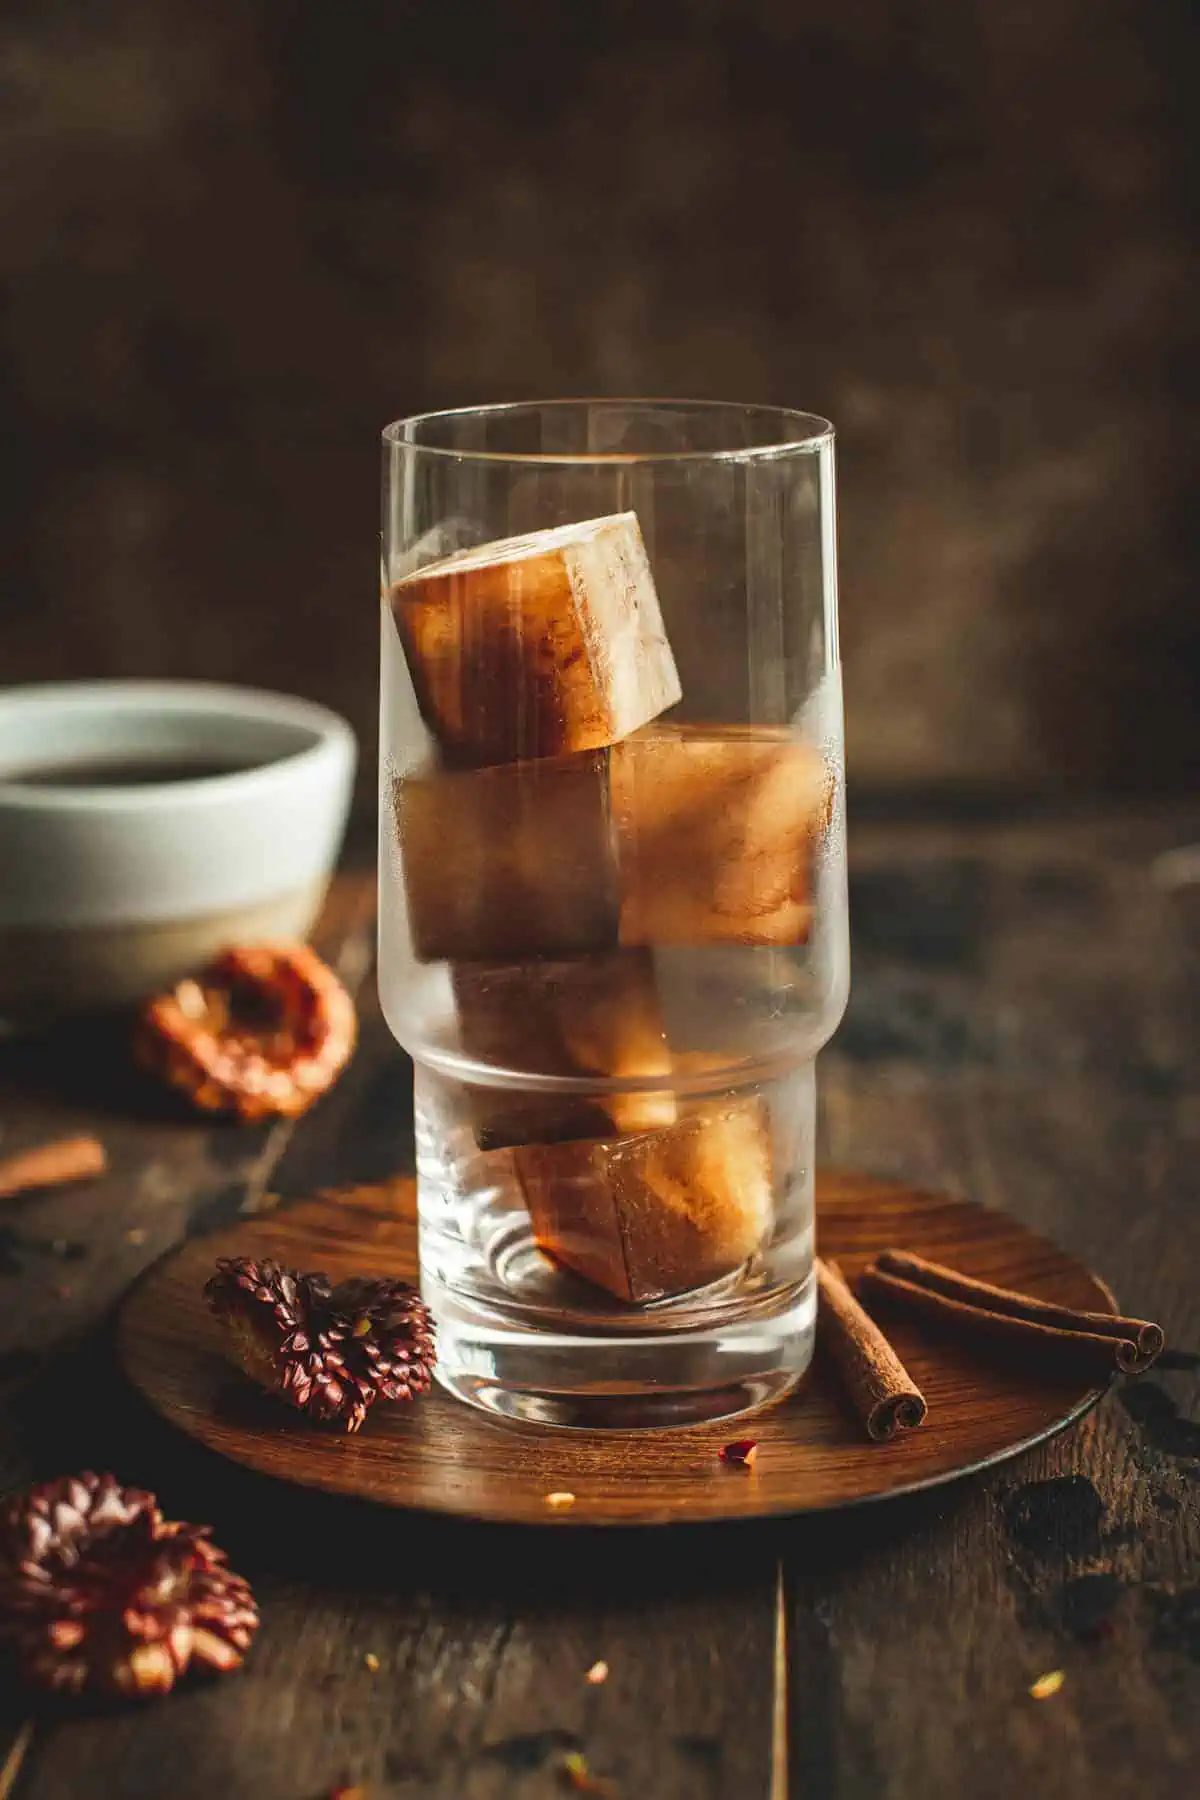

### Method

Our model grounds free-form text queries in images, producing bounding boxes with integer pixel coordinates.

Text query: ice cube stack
[389,512,831,1303]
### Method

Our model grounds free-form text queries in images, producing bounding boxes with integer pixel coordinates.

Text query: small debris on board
[363,1652,380,1673]
[1029,1669,1066,1700]
[561,1749,618,1795]
[585,1659,609,1685]
[545,1490,576,1510]
[126,1227,148,1247]
[718,1439,758,1468]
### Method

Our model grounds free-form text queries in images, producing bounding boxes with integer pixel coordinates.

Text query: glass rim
[381,397,834,465]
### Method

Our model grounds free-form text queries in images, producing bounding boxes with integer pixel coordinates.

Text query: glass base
[413,1052,818,1430]
[423,1246,815,1431]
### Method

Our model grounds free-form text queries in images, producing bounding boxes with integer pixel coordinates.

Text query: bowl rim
[0,679,357,812]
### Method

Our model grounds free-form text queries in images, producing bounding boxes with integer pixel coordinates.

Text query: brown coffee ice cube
[454,950,675,1149]
[395,753,615,963]
[389,512,681,767]
[611,726,833,947]
[512,1096,773,1302]
[398,725,832,966]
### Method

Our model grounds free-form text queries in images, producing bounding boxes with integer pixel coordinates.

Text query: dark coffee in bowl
[1,755,271,788]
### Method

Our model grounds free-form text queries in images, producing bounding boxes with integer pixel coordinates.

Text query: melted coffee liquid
[1,755,266,788]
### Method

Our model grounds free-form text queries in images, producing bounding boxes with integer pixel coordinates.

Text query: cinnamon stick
[861,1249,1163,1377]
[0,1137,107,1202]
[816,1257,928,1441]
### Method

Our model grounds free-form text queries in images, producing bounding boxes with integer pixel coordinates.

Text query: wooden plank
[4,808,1198,1800]
[787,808,1200,1798]
[0,873,378,1792]
[21,1516,777,1799]
[15,891,777,1799]
[788,1099,1198,1799]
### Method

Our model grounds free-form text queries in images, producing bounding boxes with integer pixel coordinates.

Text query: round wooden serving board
[118,1173,1116,1526]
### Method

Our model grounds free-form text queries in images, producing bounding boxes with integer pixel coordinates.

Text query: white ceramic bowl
[0,681,357,1021]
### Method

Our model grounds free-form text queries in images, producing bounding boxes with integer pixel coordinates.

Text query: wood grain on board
[117,1173,1116,1526]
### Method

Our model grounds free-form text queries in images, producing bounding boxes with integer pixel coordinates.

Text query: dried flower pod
[135,942,357,1121]
[0,1472,258,1698]
[205,1257,436,1432]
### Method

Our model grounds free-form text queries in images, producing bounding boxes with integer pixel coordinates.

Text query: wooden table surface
[0,806,1197,1800]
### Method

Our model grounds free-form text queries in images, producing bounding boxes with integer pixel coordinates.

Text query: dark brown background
[1,0,1196,804]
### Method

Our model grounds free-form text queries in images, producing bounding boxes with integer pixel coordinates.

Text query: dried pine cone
[135,942,357,1121]
[0,1473,258,1698]
[206,1258,436,1431]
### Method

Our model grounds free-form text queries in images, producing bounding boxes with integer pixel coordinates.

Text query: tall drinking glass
[380,401,848,1428]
